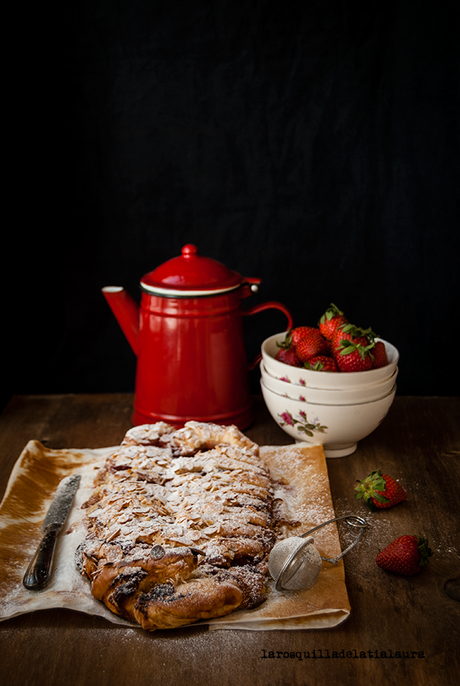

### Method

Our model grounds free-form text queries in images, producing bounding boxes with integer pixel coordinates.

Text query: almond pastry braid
[76,421,277,631]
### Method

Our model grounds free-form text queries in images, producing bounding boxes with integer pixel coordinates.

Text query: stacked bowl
[260,332,399,457]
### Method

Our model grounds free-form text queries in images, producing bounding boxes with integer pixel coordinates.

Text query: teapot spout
[102,287,140,355]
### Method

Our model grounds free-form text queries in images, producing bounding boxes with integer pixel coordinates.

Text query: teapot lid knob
[181,244,198,258]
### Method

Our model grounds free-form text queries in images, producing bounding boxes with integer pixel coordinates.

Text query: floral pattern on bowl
[261,378,397,458]
[280,375,307,386]
[260,360,398,405]
[278,410,328,437]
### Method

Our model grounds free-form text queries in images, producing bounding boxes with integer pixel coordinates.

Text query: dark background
[4,1,459,413]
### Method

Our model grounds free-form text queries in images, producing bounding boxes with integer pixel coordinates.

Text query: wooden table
[0,394,459,686]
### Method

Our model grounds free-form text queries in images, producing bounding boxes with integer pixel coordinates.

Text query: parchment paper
[0,440,350,631]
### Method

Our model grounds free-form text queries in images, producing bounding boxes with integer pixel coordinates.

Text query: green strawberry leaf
[276,331,293,350]
[355,469,389,508]
[321,303,343,323]
[364,498,377,512]
[417,537,433,567]
[372,493,390,503]
[339,344,356,356]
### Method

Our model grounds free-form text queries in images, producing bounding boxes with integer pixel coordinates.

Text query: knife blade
[23,474,81,590]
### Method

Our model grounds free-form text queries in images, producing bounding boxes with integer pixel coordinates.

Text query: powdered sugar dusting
[1,435,349,630]
[261,443,340,556]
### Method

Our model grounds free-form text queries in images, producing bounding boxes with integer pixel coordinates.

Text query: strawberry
[331,324,375,372]
[376,535,433,576]
[276,327,317,352]
[295,330,329,363]
[319,304,349,341]
[275,346,302,367]
[275,331,303,366]
[290,326,320,347]
[355,469,407,510]
[372,340,389,369]
[304,356,339,372]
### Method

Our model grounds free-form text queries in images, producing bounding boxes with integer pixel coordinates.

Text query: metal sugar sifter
[269,514,368,591]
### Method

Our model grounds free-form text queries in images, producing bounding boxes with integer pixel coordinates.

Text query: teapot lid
[140,244,243,296]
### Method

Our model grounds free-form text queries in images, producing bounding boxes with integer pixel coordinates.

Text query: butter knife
[23,474,81,590]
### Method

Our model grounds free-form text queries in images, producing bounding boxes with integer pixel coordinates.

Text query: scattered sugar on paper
[2,441,347,629]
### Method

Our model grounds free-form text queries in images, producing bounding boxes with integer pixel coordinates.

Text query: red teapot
[102,244,292,429]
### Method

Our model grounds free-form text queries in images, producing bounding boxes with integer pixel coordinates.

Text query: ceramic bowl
[260,378,396,458]
[260,361,398,405]
[262,332,399,389]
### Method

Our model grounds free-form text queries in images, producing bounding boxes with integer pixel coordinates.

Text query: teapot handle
[242,302,293,370]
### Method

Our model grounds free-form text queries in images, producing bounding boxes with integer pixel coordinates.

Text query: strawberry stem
[354,469,390,510]
[417,537,433,567]
[276,331,293,350]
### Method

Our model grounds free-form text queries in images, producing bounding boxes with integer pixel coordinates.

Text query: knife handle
[23,524,61,590]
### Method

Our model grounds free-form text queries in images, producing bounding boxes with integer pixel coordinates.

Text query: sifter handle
[300,514,368,565]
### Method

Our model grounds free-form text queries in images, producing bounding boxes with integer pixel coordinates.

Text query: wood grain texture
[0,394,459,686]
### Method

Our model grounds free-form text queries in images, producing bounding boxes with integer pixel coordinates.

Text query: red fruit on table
[355,469,407,510]
[376,535,433,576]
